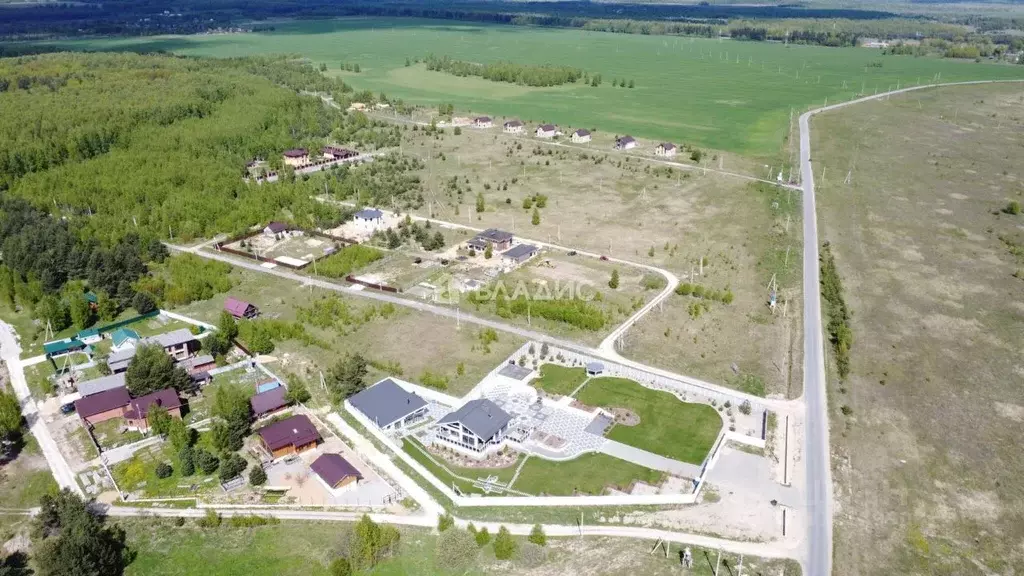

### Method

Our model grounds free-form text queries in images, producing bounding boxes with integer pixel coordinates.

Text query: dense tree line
[820,242,852,380]
[424,54,584,87]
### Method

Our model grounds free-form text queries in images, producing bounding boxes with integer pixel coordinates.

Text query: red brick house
[75,387,131,426]
[122,388,183,432]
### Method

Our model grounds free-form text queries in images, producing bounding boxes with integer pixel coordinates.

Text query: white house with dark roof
[615,135,637,150]
[535,124,558,138]
[434,398,512,458]
[353,208,385,231]
[503,120,524,134]
[347,378,429,431]
[473,116,493,128]
[571,129,591,143]
[655,142,677,157]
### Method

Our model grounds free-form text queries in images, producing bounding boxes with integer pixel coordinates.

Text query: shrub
[493,526,516,559]
[435,528,479,573]
[475,526,491,546]
[155,462,173,479]
[229,515,279,528]
[329,558,352,576]
[527,524,546,546]
[437,511,455,532]
[675,283,693,296]
[132,291,157,314]
[197,509,221,528]
[517,542,548,568]
[249,466,267,486]
[739,400,752,415]
[840,405,854,416]
[1005,200,1021,215]
[178,446,195,476]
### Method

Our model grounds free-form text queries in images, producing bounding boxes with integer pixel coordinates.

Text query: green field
[27,17,1024,156]
[510,453,666,496]
[576,377,722,465]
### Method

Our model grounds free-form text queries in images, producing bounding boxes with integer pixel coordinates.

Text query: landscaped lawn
[401,439,520,496]
[575,377,722,465]
[530,364,588,397]
[510,453,665,496]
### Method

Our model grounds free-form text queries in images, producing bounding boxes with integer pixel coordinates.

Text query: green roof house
[110,328,141,352]
[77,327,102,345]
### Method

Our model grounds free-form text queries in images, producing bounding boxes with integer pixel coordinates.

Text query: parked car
[60,402,76,415]
[599,255,609,261]
[567,250,578,256]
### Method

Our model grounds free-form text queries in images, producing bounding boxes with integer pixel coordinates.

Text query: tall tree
[124,344,190,395]
[326,353,368,402]
[32,490,129,576]
[0,391,23,445]
[211,383,251,452]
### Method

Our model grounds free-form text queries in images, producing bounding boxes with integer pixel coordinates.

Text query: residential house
[473,116,493,128]
[282,149,309,167]
[110,328,141,352]
[106,347,137,374]
[147,329,197,361]
[264,221,289,237]
[322,146,357,160]
[348,378,428,431]
[177,354,216,375]
[122,388,183,432]
[74,387,131,426]
[435,399,512,457]
[571,129,591,143]
[43,338,86,359]
[353,208,384,231]
[250,385,289,419]
[535,124,557,138]
[257,414,321,459]
[466,229,514,252]
[503,120,524,134]
[615,135,637,150]
[655,142,677,157]
[224,297,259,320]
[77,373,127,398]
[310,453,363,492]
[501,244,538,265]
[77,328,101,345]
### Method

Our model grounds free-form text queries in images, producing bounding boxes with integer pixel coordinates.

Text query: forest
[423,54,585,87]
[0,52,423,334]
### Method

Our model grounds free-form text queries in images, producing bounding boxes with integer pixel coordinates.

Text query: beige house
[503,120,524,134]
[571,129,591,143]
[655,142,677,157]
[282,149,309,167]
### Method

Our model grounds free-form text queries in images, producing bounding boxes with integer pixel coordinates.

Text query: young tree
[147,405,173,436]
[194,449,219,475]
[168,418,196,452]
[32,490,129,576]
[249,465,267,486]
[475,192,485,214]
[628,79,635,88]
[125,344,190,395]
[437,511,454,532]
[608,269,620,289]
[329,558,352,576]
[474,526,491,546]
[531,207,540,226]
[96,292,119,321]
[179,445,195,476]
[493,526,516,560]
[155,462,173,479]
[69,295,93,329]
[528,524,546,546]
[0,391,23,446]
[285,381,311,404]
[218,453,247,481]
[326,353,368,401]
[484,244,493,259]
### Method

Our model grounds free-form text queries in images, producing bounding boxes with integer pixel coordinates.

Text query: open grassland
[26,17,1024,157]
[511,453,667,496]
[813,83,1024,576]
[0,435,59,509]
[576,377,722,465]
[173,267,525,398]
[400,125,801,394]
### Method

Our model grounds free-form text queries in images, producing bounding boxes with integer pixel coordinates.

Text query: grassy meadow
[25,17,1024,157]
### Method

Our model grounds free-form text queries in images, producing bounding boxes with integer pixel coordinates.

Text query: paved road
[797,79,1023,576]
[0,324,82,495]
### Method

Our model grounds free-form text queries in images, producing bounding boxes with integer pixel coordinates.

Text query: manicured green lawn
[530,364,588,397]
[576,377,722,465]
[511,453,665,496]
[34,17,1024,156]
[401,439,520,495]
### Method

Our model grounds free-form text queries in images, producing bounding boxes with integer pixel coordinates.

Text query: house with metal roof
[74,387,131,425]
[501,243,538,265]
[571,128,591,143]
[353,208,385,231]
[110,328,141,352]
[503,119,524,134]
[43,338,86,358]
[250,385,289,418]
[256,414,321,459]
[77,372,127,397]
[123,388,183,432]
[347,378,428,431]
[615,135,637,150]
[434,399,512,458]
[466,228,514,252]
[107,347,136,374]
[655,142,677,157]
[311,453,363,492]
[224,297,259,319]
[144,329,197,361]
[77,328,101,345]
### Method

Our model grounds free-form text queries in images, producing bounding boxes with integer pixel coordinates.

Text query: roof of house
[475,116,492,123]
[586,361,605,372]
[355,208,383,220]
[311,453,363,487]
[538,124,556,131]
[257,414,321,451]
[348,378,428,428]
[107,346,137,366]
[323,146,356,157]
[659,142,676,150]
[146,329,196,349]
[77,328,99,339]
[177,354,215,372]
[224,296,255,316]
[472,229,514,244]
[84,292,99,304]
[78,372,127,397]
[74,386,130,419]
[504,120,523,127]
[43,338,85,356]
[111,328,140,348]
[573,129,591,137]
[265,221,289,233]
[250,385,289,416]
[617,135,636,145]
[439,398,512,441]
[501,243,538,260]
[282,148,308,157]
[123,388,182,420]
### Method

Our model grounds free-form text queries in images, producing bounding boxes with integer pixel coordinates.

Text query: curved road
[799,79,1023,576]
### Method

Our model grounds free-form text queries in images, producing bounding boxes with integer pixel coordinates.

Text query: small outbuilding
[224,297,259,320]
[353,208,384,229]
[586,362,605,376]
[264,221,289,237]
[501,243,538,265]
[250,385,290,419]
[110,328,141,352]
[311,453,363,492]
